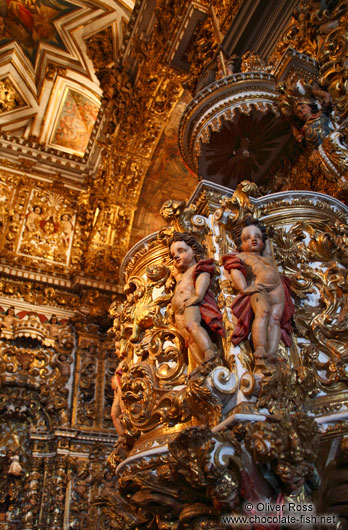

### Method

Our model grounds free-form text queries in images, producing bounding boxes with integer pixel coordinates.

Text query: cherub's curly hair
[168,232,205,261]
[235,218,268,250]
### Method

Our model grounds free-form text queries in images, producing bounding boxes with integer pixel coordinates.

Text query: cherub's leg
[250,293,270,373]
[250,292,270,352]
[110,380,125,436]
[183,305,215,364]
[111,392,125,436]
[267,305,282,358]
[268,286,286,358]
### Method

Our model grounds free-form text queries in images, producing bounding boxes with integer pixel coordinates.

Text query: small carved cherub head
[168,232,205,260]
[60,213,71,221]
[168,232,205,272]
[293,99,318,121]
[236,218,267,253]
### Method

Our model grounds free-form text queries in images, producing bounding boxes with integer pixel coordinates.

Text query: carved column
[22,456,43,530]
[47,453,68,530]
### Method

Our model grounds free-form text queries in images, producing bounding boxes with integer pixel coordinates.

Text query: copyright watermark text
[221,502,337,527]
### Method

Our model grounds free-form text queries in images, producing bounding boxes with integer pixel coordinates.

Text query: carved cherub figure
[168,232,225,373]
[111,361,126,436]
[0,306,17,330]
[291,92,333,148]
[60,213,73,247]
[280,80,334,148]
[25,205,42,232]
[222,219,294,375]
[45,314,60,339]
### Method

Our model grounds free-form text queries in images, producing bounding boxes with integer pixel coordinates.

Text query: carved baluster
[37,455,54,530]
[22,457,43,530]
[47,455,68,530]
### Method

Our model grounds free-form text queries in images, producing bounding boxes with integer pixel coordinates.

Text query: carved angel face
[294,102,313,121]
[170,240,196,271]
[240,225,265,254]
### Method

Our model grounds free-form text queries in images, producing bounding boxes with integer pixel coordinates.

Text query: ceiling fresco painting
[50,87,100,156]
[0,0,132,145]
[0,0,79,65]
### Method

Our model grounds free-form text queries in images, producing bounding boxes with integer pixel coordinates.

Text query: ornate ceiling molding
[0,0,133,162]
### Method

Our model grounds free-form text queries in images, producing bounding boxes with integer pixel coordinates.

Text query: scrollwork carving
[270,219,348,392]
[245,412,320,495]
[169,427,241,515]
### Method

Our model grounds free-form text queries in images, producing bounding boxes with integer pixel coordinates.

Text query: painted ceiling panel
[0,0,134,159]
[49,87,100,156]
[0,0,79,65]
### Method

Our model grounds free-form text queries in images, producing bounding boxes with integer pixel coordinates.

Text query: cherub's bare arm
[259,238,281,276]
[311,85,331,107]
[185,271,210,307]
[165,268,177,291]
[111,375,125,436]
[230,266,267,295]
[229,269,247,294]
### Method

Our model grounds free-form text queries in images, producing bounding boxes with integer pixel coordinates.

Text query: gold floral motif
[269,219,348,392]
[0,78,25,113]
